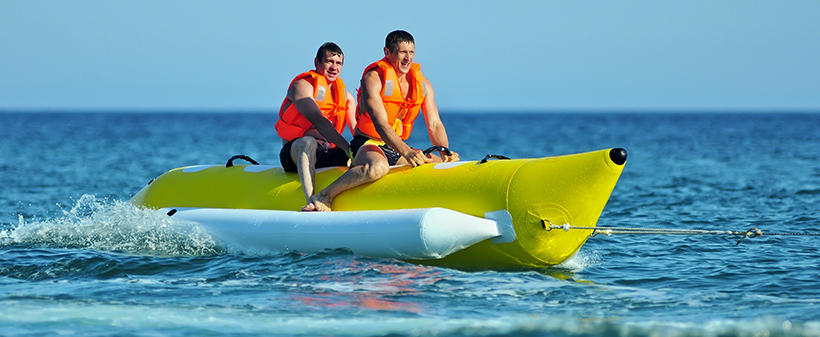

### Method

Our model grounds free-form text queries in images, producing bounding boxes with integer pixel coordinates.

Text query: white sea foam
[1,194,223,256]
[556,249,602,272]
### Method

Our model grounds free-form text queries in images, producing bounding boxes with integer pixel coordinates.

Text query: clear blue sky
[2,1,819,112]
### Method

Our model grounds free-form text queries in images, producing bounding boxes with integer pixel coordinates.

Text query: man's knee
[291,137,318,158]
[360,158,390,181]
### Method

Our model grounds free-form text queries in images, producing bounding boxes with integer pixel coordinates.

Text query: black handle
[422,146,452,156]
[479,154,511,164]
[226,155,259,167]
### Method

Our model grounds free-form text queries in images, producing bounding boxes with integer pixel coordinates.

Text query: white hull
[162,207,505,259]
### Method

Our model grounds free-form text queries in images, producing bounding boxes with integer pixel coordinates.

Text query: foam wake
[1,194,223,256]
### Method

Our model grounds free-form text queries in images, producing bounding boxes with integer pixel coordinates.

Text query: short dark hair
[385,30,414,51]
[316,42,343,62]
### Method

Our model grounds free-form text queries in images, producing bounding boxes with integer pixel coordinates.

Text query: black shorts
[350,135,402,166]
[279,138,350,173]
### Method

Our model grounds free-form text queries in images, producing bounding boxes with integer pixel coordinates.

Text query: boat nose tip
[609,148,627,166]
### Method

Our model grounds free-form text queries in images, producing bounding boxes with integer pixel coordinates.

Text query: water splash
[555,249,601,272]
[0,194,223,256]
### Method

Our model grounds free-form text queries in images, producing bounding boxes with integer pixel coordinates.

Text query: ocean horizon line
[2,108,819,115]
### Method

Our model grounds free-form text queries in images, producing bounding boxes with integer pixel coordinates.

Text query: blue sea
[1,112,819,336]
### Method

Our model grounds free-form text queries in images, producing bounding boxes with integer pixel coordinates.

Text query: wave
[0,194,224,256]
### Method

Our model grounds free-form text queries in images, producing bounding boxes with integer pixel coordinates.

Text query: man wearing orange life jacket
[303,31,459,212]
[275,42,357,204]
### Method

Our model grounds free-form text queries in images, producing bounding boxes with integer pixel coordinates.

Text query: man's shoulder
[288,76,317,99]
[361,69,383,83]
[291,77,314,89]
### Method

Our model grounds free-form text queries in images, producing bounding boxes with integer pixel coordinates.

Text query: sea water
[1,112,819,336]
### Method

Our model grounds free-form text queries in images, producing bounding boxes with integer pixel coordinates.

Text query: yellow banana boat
[130,148,627,269]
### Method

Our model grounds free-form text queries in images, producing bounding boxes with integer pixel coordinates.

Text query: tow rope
[543,220,820,245]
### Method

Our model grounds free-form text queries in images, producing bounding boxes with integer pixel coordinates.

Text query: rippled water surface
[1,112,819,336]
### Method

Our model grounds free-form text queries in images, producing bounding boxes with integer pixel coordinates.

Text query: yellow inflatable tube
[130,148,627,269]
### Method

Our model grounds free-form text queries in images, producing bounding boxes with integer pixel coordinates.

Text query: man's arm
[344,90,357,135]
[420,79,459,162]
[289,79,350,153]
[361,70,429,166]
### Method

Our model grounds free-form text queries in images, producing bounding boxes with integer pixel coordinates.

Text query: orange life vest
[275,70,347,141]
[355,58,425,140]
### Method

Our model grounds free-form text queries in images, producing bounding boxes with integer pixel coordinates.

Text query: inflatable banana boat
[130,148,627,269]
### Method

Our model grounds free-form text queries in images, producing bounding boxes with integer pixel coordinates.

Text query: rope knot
[736,227,764,245]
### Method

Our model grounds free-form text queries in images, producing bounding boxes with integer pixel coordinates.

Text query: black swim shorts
[279,138,350,173]
[350,135,402,166]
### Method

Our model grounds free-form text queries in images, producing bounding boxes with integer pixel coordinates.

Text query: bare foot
[301,193,332,212]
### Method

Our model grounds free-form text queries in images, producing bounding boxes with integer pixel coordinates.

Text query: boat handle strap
[479,154,511,164]
[226,155,260,167]
[422,146,452,156]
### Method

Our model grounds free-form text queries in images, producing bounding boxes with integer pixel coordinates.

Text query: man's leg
[302,144,389,212]
[290,136,318,203]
